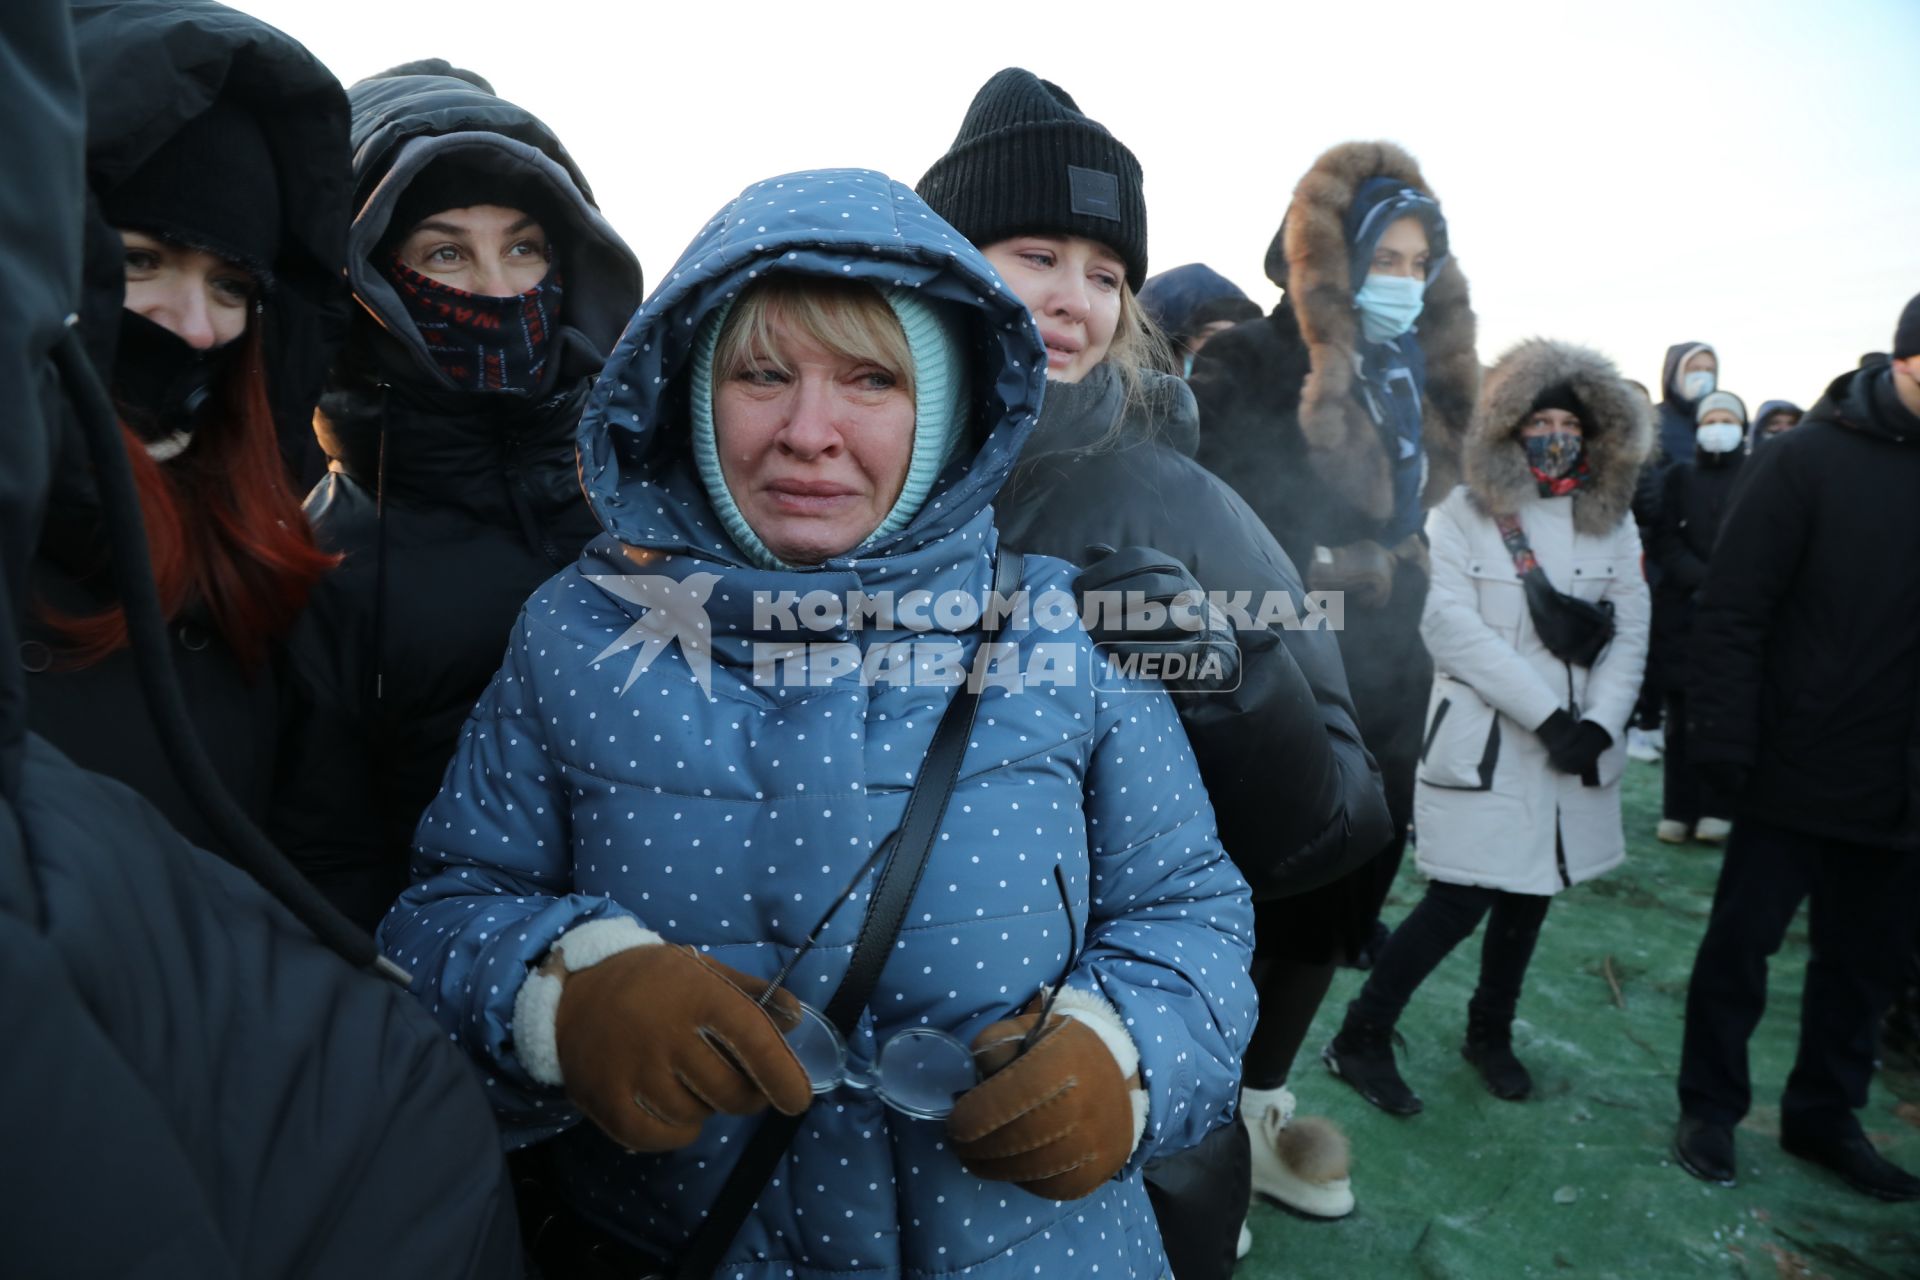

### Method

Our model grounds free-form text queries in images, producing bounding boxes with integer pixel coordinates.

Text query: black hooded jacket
[995,367,1391,898]
[1689,357,1920,849]
[282,69,642,928]
[0,4,519,1273]
[1647,443,1744,692]
[24,0,351,858]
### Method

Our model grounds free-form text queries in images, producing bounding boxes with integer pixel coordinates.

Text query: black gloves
[1536,711,1611,782]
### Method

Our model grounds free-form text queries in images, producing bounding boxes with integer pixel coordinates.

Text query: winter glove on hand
[947,995,1142,1201]
[552,943,812,1153]
[1547,720,1612,779]
[1535,709,1578,756]
[1697,760,1751,802]
[1308,540,1395,611]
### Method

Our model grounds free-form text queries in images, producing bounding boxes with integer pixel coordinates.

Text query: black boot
[1323,1005,1422,1116]
[1461,1007,1532,1101]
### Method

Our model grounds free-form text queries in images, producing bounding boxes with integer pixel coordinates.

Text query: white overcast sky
[238,0,1919,410]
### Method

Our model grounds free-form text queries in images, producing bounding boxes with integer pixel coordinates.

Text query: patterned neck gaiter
[1523,430,1590,497]
[387,257,563,393]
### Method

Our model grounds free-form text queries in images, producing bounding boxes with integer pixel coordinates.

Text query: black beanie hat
[917,68,1147,288]
[1528,381,1590,425]
[100,98,282,284]
[378,156,564,257]
[1894,291,1920,360]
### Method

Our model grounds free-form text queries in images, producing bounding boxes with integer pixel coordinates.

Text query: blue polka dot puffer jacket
[380,169,1255,1280]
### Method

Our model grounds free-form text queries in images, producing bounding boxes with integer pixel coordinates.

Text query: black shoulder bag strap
[670,549,1024,1280]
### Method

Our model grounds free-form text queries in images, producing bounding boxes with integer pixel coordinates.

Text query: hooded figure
[1187,141,1480,999]
[25,0,349,858]
[1324,339,1651,1116]
[1750,397,1804,448]
[1138,262,1263,371]
[1649,390,1748,842]
[1656,341,1719,466]
[279,65,643,928]
[380,168,1255,1277]
[0,3,519,1273]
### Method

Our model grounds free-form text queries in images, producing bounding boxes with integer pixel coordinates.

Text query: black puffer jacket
[1647,448,1743,692]
[996,366,1390,898]
[281,68,642,928]
[24,0,351,858]
[0,5,519,1273]
[1689,357,1920,849]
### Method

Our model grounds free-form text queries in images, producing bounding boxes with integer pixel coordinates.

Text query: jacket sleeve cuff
[1051,984,1150,1153]
[512,917,664,1088]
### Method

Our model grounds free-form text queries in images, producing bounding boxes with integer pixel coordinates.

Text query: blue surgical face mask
[1683,369,1716,400]
[1353,272,1426,345]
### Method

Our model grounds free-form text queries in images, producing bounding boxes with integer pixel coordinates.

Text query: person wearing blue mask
[1626,342,1722,763]
[1190,140,1479,1178]
[1649,390,1749,848]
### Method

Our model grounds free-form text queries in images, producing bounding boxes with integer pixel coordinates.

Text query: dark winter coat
[995,363,1390,898]
[24,0,352,860]
[1647,448,1744,692]
[1187,141,1479,956]
[0,6,520,1273]
[280,70,642,929]
[1689,357,1920,849]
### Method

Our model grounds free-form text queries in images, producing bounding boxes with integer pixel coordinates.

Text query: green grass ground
[1239,760,1920,1280]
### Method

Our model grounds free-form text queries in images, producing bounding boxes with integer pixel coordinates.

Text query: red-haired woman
[25,34,351,858]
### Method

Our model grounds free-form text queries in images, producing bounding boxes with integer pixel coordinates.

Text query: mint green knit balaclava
[689,287,971,571]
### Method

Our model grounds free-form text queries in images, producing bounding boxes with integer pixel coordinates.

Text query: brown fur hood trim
[1466,339,1653,538]
[1263,141,1479,523]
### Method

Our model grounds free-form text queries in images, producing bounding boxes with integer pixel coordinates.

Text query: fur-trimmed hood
[1465,339,1653,537]
[1264,141,1479,522]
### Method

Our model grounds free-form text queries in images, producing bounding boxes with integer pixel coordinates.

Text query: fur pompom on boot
[1243,1086,1356,1219]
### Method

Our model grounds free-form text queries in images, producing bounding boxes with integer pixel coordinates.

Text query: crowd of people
[6,1,1918,1276]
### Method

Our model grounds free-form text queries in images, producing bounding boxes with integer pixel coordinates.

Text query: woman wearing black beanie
[919,67,1393,1276]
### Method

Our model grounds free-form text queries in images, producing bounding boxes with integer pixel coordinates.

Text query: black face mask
[112,309,225,446]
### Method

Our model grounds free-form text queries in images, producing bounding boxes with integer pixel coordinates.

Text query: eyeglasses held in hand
[758,850,1080,1119]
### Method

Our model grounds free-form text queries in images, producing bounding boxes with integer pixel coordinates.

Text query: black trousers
[1677,817,1920,1138]
[1350,880,1552,1028]
[1661,691,1726,826]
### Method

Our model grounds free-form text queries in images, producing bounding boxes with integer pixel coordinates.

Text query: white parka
[1413,340,1653,896]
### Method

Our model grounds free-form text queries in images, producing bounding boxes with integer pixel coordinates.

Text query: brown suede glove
[553,944,813,1153]
[1307,539,1395,610]
[947,1001,1141,1201]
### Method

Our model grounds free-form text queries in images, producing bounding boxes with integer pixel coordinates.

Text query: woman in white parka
[1324,339,1651,1115]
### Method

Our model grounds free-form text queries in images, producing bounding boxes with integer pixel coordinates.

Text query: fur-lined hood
[1465,339,1653,538]
[1264,141,1479,523]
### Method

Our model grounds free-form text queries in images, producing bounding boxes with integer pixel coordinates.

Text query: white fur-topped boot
[1242,1085,1356,1220]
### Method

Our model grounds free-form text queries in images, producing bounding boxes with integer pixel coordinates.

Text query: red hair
[45,323,338,670]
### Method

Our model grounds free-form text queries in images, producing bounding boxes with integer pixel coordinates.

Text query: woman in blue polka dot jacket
[378,168,1255,1278]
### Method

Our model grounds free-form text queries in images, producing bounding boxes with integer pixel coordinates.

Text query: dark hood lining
[350,131,641,393]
